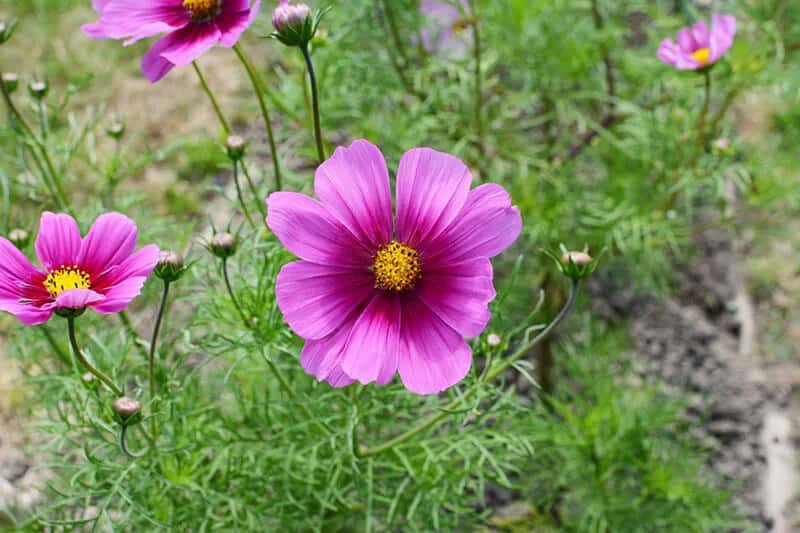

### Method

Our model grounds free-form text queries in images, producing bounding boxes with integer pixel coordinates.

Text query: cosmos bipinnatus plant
[0,0,761,530]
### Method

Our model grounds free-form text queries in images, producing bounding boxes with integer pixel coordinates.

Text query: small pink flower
[419,0,470,57]
[657,14,736,70]
[266,140,522,395]
[271,0,310,33]
[82,0,261,83]
[0,212,159,325]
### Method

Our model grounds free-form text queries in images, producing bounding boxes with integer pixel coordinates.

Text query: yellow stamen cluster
[690,47,711,65]
[44,266,91,298]
[373,241,422,292]
[183,0,220,21]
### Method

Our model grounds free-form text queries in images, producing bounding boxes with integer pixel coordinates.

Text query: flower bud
[208,232,237,260]
[28,80,48,100]
[225,135,247,161]
[81,372,99,391]
[0,19,17,45]
[561,251,592,266]
[106,120,125,141]
[154,250,187,282]
[272,0,319,47]
[1,72,18,94]
[487,333,502,347]
[113,396,141,420]
[8,228,29,249]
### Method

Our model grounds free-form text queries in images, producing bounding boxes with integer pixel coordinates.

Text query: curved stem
[67,317,123,397]
[119,425,148,458]
[233,43,283,192]
[37,101,48,139]
[301,45,326,164]
[148,280,170,439]
[192,61,230,134]
[232,160,256,229]
[355,278,580,458]
[222,258,251,328]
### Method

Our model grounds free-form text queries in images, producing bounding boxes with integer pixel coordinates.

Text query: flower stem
[300,44,326,164]
[232,160,256,229]
[37,101,48,139]
[355,279,580,459]
[688,69,712,168]
[469,0,485,160]
[221,258,251,329]
[241,161,267,222]
[148,280,170,439]
[192,61,230,134]
[233,43,283,192]
[66,316,123,397]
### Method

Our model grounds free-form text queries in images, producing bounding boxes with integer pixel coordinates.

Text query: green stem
[469,1,485,160]
[233,43,283,192]
[688,69,712,168]
[39,324,70,366]
[148,281,170,439]
[37,101,48,139]
[241,161,267,222]
[222,258,251,329]
[192,61,230,134]
[67,317,123,397]
[1,83,69,210]
[355,279,580,458]
[300,44,326,164]
[232,160,256,229]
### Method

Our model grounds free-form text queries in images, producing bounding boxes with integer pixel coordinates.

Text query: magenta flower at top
[657,14,736,71]
[267,140,522,395]
[0,212,159,325]
[82,0,261,83]
[419,0,471,57]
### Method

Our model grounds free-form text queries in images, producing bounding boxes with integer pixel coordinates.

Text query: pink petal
[396,148,472,248]
[82,0,189,43]
[300,317,355,383]
[423,183,521,264]
[142,35,178,83]
[676,28,696,53]
[690,21,710,48]
[0,300,53,326]
[341,293,402,386]
[0,237,44,284]
[158,22,222,67]
[397,296,472,395]
[324,366,357,388]
[415,258,495,338]
[266,192,372,267]
[35,212,82,271]
[92,244,160,291]
[276,261,374,340]
[53,288,105,310]
[217,0,261,47]
[78,213,138,277]
[92,0,111,13]
[90,276,148,314]
[709,14,736,62]
[314,140,394,249]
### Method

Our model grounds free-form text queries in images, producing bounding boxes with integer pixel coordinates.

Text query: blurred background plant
[1,0,798,530]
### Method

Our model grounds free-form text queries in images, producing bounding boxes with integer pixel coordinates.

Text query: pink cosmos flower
[0,212,159,325]
[657,14,736,71]
[82,0,261,83]
[419,0,471,58]
[266,140,522,395]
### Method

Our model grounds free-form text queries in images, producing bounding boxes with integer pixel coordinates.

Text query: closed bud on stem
[106,121,126,141]
[113,396,142,423]
[154,250,187,282]
[487,333,502,347]
[225,135,247,161]
[28,80,48,100]
[556,249,598,281]
[8,228,29,249]
[208,232,237,260]
[81,372,99,391]
[561,251,592,266]
[2,72,18,94]
[271,0,322,48]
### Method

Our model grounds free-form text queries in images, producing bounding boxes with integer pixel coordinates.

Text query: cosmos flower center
[44,266,91,298]
[183,0,221,21]
[373,241,422,292]
[690,47,711,65]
